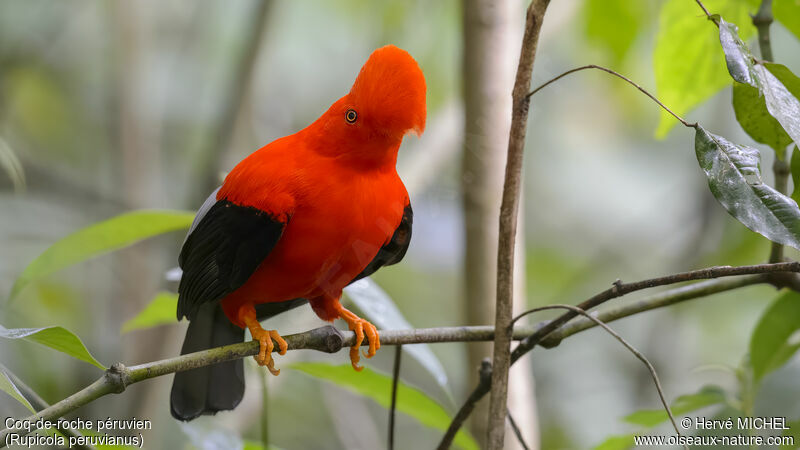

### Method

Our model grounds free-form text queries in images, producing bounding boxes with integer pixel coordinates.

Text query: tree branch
[527,64,697,129]
[539,275,765,347]
[2,263,798,448]
[488,1,550,448]
[437,261,800,448]
[752,0,774,62]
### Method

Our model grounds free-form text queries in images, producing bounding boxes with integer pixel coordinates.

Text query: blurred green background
[1,1,800,449]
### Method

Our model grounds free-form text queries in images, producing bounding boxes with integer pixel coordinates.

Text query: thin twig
[506,408,530,450]
[437,360,493,450]
[259,367,269,449]
[438,261,800,448]
[487,1,551,448]
[513,305,687,450]
[388,345,402,450]
[694,0,713,18]
[527,65,697,129]
[540,275,764,347]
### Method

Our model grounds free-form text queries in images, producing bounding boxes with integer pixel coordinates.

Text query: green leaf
[121,292,179,333]
[733,82,794,151]
[718,18,758,86]
[0,325,105,369]
[792,146,800,203]
[344,279,451,398]
[583,0,645,63]
[0,368,35,413]
[593,434,635,450]
[9,210,194,300]
[781,419,800,449]
[749,290,800,381]
[243,441,282,450]
[761,63,800,147]
[291,363,478,450]
[654,0,757,137]
[720,21,799,152]
[624,385,726,427]
[0,137,25,192]
[775,0,800,42]
[695,126,800,249]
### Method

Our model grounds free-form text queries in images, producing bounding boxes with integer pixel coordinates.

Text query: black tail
[170,298,308,421]
[170,303,245,421]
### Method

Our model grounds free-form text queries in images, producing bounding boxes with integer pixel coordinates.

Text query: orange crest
[348,45,427,138]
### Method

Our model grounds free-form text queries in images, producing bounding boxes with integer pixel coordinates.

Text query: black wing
[177,199,286,320]
[351,203,412,283]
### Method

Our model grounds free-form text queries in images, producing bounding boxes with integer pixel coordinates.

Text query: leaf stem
[694,0,712,18]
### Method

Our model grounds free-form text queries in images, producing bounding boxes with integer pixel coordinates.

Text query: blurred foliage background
[1,0,800,449]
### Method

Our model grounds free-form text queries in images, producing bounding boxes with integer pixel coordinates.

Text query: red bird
[170,45,426,421]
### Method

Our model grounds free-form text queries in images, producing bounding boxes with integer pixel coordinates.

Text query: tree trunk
[461,1,538,448]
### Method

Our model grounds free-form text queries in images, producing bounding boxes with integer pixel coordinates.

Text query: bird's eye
[345,109,358,124]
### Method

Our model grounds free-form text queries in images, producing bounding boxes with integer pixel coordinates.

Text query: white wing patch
[186,187,221,239]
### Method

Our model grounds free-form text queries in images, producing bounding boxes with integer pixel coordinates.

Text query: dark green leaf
[9,210,194,300]
[757,63,800,147]
[0,368,35,413]
[121,292,179,333]
[291,363,478,450]
[733,82,794,151]
[749,291,800,381]
[624,385,726,427]
[654,0,757,137]
[583,0,645,63]
[0,325,105,369]
[594,434,635,450]
[775,0,800,42]
[695,126,800,249]
[719,18,758,86]
[791,146,800,203]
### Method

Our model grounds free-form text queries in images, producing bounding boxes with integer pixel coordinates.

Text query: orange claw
[336,306,380,371]
[241,307,287,376]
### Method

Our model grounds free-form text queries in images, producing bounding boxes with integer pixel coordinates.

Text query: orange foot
[241,307,287,376]
[335,305,380,371]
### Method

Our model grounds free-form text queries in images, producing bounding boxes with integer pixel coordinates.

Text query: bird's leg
[332,301,380,371]
[239,306,287,376]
